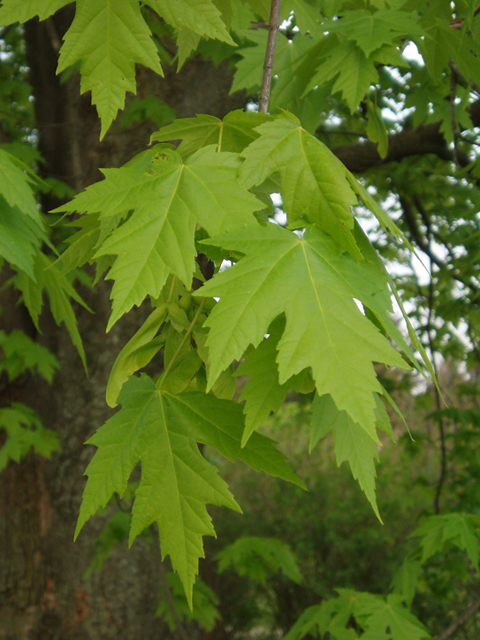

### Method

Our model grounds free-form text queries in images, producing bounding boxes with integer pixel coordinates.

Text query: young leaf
[56,145,264,329]
[235,316,307,446]
[76,374,303,604]
[197,223,407,438]
[145,0,234,45]
[0,0,70,23]
[57,0,164,138]
[310,393,381,519]
[151,110,272,157]
[239,116,362,259]
[304,40,379,113]
[324,9,423,58]
[106,304,168,407]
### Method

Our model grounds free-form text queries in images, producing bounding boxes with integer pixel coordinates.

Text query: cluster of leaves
[46,106,432,604]
[1,2,480,638]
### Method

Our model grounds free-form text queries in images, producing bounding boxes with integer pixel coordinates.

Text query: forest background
[1,1,480,639]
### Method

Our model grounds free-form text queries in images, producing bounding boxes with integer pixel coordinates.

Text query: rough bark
[0,9,245,640]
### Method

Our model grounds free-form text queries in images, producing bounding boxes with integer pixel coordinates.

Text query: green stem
[157,299,206,389]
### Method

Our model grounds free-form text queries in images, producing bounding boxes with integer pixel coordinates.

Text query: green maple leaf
[240,116,362,258]
[0,403,60,471]
[56,145,263,329]
[14,250,88,370]
[411,514,480,570]
[196,223,407,439]
[176,27,202,70]
[0,0,70,23]
[0,149,44,223]
[310,393,381,518]
[152,110,272,157]
[57,0,163,138]
[304,40,378,113]
[325,9,423,58]
[284,0,320,32]
[145,0,234,44]
[76,374,303,604]
[356,593,430,640]
[235,317,307,445]
[0,329,60,383]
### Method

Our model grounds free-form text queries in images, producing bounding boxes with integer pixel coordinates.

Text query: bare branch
[259,0,281,114]
[434,596,480,640]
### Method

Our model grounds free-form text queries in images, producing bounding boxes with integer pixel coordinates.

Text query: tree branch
[259,0,281,113]
[330,99,480,173]
[434,595,480,640]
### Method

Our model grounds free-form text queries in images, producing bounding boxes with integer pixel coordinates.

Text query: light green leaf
[197,223,407,437]
[286,0,320,32]
[304,40,378,113]
[177,27,202,70]
[0,0,70,23]
[240,116,362,258]
[56,145,263,329]
[324,9,423,57]
[235,316,306,445]
[0,148,42,223]
[146,0,234,44]
[0,198,43,279]
[57,0,163,138]
[310,393,381,518]
[151,110,272,157]
[106,304,168,407]
[76,374,303,603]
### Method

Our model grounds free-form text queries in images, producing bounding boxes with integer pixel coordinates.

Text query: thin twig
[258,0,281,114]
[450,69,460,169]
[434,595,480,640]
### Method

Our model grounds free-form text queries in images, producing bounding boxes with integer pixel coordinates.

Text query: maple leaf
[235,316,308,445]
[411,513,480,570]
[0,402,60,471]
[14,250,88,370]
[239,115,362,258]
[152,110,272,157]
[304,40,379,113]
[196,222,408,439]
[0,0,70,23]
[55,145,263,329]
[310,393,381,518]
[355,593,430,640]
[325,9,423,58]
[145,0,234,44]
[57,0,163,138]
[76,374,303,604]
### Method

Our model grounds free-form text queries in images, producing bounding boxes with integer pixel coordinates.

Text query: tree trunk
[0,10,245,640]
